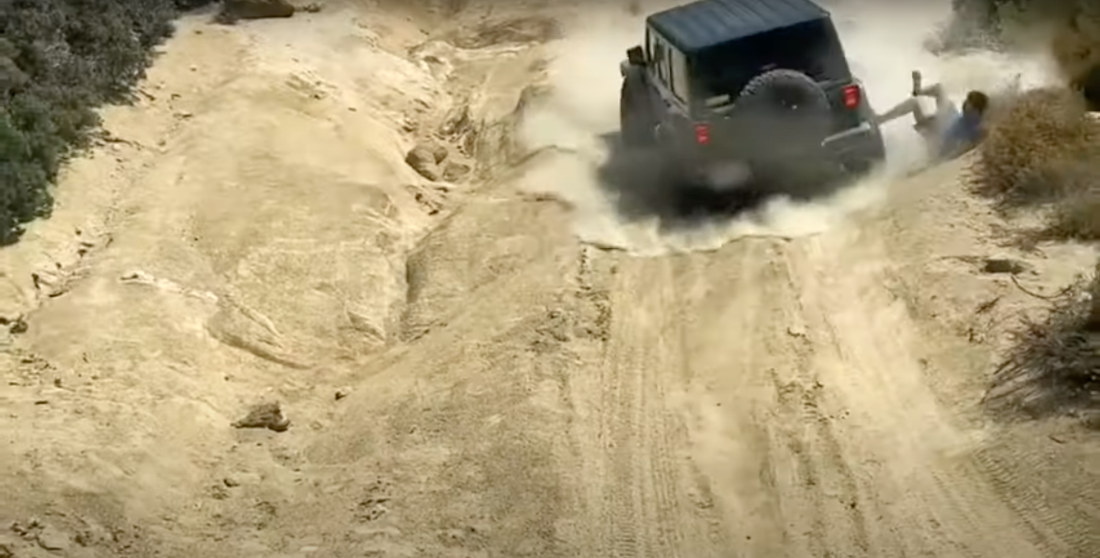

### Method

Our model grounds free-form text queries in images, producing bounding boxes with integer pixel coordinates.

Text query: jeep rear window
[690,18,850,101]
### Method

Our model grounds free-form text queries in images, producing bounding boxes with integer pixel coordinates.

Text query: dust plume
[517,0,1061,255]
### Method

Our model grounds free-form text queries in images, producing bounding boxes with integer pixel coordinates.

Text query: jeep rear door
[690,18,851,102]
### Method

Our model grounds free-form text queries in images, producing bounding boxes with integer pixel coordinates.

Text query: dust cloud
[517,0,1061,256]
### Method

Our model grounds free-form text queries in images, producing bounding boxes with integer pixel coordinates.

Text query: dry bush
[1050,181,1100,240]
[957,1,1100,423]
[945,0,1100,108]
[985,263,1100,422]
[1050,5,1100,88]
[975,87,1099,206]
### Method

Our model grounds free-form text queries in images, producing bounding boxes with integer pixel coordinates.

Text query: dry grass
[975,88,1100,227]
[963,1,1100,424]
[985,264,1100,422]
[1050,181,1100,240]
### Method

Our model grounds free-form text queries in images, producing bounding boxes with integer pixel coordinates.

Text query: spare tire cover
[734,69,832,160]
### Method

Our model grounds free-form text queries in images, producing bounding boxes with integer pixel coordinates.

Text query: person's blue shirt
[938,110,983,160]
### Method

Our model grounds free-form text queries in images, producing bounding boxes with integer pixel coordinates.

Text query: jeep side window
[670,47,689,101]
[653,42,667,83]
[646,28,660,75]
[645,28,650,59]
[646,27,672,88]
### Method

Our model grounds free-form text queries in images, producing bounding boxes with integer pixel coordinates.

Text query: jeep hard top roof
[647,0,832,53]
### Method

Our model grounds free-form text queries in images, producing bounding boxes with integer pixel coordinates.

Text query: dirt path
[0,1,1098,557]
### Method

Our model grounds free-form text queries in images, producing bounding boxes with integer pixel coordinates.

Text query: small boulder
[36,526,69,551]
[981,257,1030,275]
[405,145,441,181]
[430,143,449,164]
[442,162,471,182]
[232,402,290,432]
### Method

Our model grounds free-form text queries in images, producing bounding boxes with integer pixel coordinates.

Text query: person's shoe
[912,70,922,96]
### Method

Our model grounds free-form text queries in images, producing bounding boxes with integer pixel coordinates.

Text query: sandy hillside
[0,0,1098,556]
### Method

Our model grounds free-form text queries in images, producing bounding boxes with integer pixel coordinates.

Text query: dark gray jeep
[619,0,886,194]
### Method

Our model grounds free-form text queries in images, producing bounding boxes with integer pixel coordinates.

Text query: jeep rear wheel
[619,68,656,148]
[734,69,831,163]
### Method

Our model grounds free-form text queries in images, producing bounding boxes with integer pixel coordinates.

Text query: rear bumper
[821,121,885,168]
[678,121,884,188]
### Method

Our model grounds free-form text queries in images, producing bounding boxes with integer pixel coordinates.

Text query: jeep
[619,0,886,194]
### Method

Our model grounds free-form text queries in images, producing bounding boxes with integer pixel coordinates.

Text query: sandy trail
[0,0,1098,556]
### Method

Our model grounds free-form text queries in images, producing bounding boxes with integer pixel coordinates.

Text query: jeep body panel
[620,0,886,191]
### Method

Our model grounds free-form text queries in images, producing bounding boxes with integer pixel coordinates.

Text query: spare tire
[733,69,832,162]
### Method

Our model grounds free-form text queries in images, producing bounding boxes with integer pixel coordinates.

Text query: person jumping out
[875,70,990,162]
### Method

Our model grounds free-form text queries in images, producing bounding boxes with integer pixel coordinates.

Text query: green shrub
[0,0,216,245]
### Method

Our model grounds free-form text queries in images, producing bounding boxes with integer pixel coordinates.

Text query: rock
[430,143,449,164]
[36,526,69,551]
[1,314,26,335]
[335,387,351,401]
[0,543,11,558]
[232,402,290,432]
[981,257,1030,275]
[301,2,322,13]
[210,484,230,500]
[224,477,240,487]
[12,517,39,537]
[220,0,295,21]
[442,162,471,182]
[405,145,441,181]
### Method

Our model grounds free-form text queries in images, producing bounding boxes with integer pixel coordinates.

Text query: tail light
[694,122,710,145]
[842,84,861,109]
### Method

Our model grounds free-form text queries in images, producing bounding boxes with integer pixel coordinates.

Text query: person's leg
[916,82,951,113]
[875,97,927,125]
[877,70,932,125]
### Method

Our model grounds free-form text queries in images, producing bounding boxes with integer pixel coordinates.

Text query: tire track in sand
[782,231,1065,557]
[569,245,729,558]
[767,243,871,557]
[672,238,871,557]
[673,227,1084,558]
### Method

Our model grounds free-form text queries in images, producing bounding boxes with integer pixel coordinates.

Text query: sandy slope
[0,0,1098,557]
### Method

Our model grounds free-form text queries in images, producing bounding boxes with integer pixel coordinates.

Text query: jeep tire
[734,69,831,164]
[619,67,657,148]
